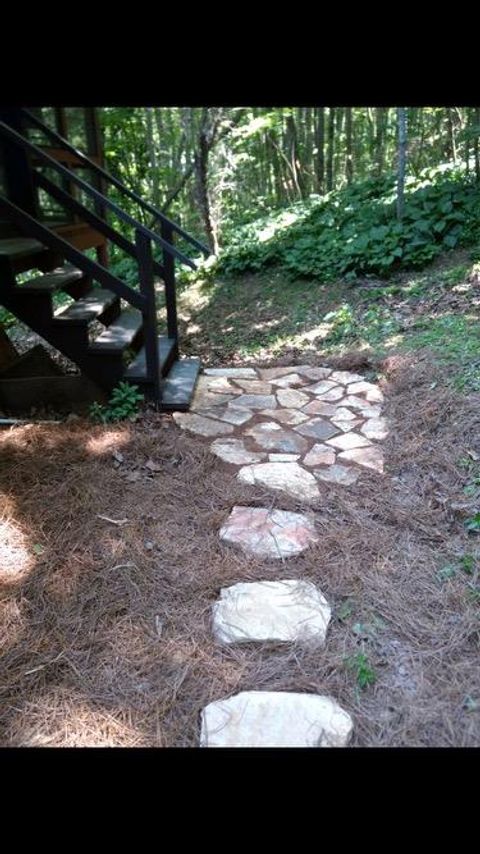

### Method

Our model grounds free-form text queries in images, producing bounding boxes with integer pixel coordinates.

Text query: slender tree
[397,107,407,221]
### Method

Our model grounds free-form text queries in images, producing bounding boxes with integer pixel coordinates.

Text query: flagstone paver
[212,579,330,643]
[219,507,319,559]
[174,363,389,498]
[200,691,353,747]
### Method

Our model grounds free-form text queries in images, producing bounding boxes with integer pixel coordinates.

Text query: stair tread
[54,288,117,323]
[124,336,176,380]
[0,237,46,259]
[18,265,84,293]
[89,308,142,353]
[161,358,201,410]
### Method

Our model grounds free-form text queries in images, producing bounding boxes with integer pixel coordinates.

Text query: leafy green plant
[345,652,377,690]
[89,382,144,424]
[465,513,480,533]
[215,164,480,283]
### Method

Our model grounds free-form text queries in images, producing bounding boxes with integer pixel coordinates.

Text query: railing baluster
[161,221,179,360]
[135,229,161,402]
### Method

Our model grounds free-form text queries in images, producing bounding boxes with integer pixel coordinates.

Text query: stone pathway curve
[174,365,387,502]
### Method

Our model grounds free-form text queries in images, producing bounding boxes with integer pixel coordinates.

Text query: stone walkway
[173,364,388,747]
[174,365,387,501]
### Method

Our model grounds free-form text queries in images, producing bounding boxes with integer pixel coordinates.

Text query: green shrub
[89,381,144,423]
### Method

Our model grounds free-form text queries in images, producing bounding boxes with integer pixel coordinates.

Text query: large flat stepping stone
[213,579,330,644]
[347,381,384,403]
[219,506,318,559]
[200,691,353,747]
[232,394,277,409]
[198,405,254,426]
[314,464,359,485]
[326,432,372,451]
[271,373,306,388]
[361,417,388,440]
[237,462,319,502]
[276,387,310,408]
[201,375,243,394]
[173,412,234,437]
[260,408,309,426]
[211,439,266,465]
[303,443,336,467]
[246,421,308,454]
[233,379,273,394]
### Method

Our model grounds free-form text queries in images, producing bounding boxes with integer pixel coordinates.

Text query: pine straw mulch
[1,351,480,747]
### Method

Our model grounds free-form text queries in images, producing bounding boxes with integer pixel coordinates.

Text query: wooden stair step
[0,237,46,259]
[160,358,201,411]
[54,288,118,323]
[88,308,143,354]
[18,265,85,293]
[124,336,176,381]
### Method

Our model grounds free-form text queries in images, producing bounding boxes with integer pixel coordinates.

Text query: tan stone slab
[200,691,353,747]
[197,405,254,426]
[326,432,372,451]
[202,375,243,394]
[360,417,388,440]
[204,367,257,378]
[306,379,340,395]
[338,446,384,472]
[330,418,362,433]
[332,407,357,421]
[295,366,332,380]
[276,388,310,408]
[246,422,309,454]
[258,366,299,380]
[271,373,306,388]
[232,394,277,409]
[211,438,266,465]
[268,453,300,461]
[233,379,273,394]
[260,408,309,426]
[237,462,320,502]
[314,386,344,402]
[218,508,319,560]
[314,464,359,485]
[347,380,384,403]
[294,417,339,441]
[302,400,338,417]
[173,412,234,437]
[330,370,365,384]
[303,443,336,467]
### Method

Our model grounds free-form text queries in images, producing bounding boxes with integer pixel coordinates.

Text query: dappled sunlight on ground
[85,428,132,456]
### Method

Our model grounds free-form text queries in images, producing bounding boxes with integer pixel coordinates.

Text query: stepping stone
[246,422,308,454]
[219,507,318,559]
[271,373,305,388]
[338,446,384,473]
[200,691,353,747]
[204,367,257,378]
[326,432,372,451]
[314,464,359,485]
[332,407,357,421]
[211,439,266,465]
[233,379,273,394]
[191,390,236,410]
[197,405,254,426]
[232,394,277,410]
[330,419,362,433]
[259,366,300,380]
[173,412,234,438]
[303,443,336,467]
[212,579,330,644]
[360,404,383,418]
[294,417,339,441]
[302,400,338,417]
[306,380,340,395]
[238,462,320,502]
[276,388,310,409]
[347,381,384,403]
[295,366,332,380]
[338,395,370,410]
[313,386,344,402]
[260,408,309,426]
[330,370,365,384]
[361,417,388,440]
[203,375,243,394]
[268,453,300,461]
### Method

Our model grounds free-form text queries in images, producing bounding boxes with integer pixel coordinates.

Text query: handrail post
[135,229,162,403]
[161,221,179,360]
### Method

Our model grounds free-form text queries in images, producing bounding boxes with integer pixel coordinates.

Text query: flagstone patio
[173,364,387,502]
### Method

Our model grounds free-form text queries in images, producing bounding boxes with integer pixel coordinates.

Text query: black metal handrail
[0,119,197,271]
[34,170,166,280]
[21,108,211,259]
[0,195,146,310]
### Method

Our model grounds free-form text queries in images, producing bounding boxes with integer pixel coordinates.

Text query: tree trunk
[446,107,457,163]
[397,107,407,221]
[374,107,387,176]
[326,107,335,192]
[315,107,325,194]
[475,107,480,182]
[345,107,353,184]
